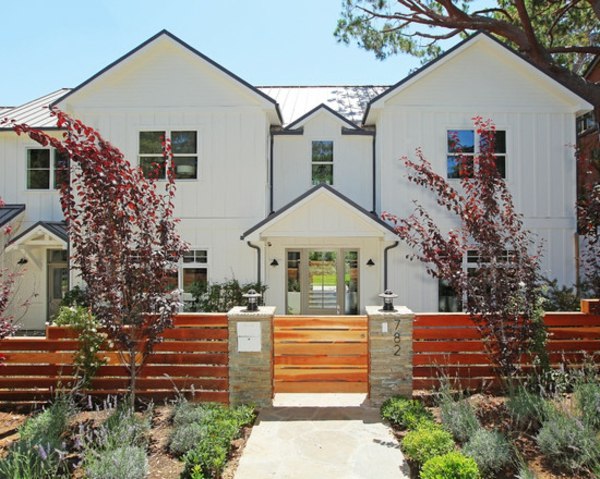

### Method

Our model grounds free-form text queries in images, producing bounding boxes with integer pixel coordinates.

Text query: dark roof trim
[50,29,283,124]
[286,103,361,130]
[241,183,397,239]
[342,126,375,136]
[0,204,25,227]
[9,221,68,246]
[362,31,588,124]
[271,127,304,136]
[583,55,600,80]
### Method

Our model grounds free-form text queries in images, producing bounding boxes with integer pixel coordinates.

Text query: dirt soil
[0,404,252,479]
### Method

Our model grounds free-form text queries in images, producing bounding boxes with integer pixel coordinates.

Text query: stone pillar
[366,305,414,405]
[228,306,275,407]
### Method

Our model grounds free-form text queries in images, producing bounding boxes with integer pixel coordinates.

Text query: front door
[47,249,69,321]
[286,249,359,315]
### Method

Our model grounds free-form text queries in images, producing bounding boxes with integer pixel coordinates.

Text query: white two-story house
[0,30,591,331]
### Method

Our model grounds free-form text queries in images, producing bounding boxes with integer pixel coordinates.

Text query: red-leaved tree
[383,117,544,377]
[579,181,600,298]
[3,112,188,402]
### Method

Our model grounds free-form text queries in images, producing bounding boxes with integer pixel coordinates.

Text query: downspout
[384,241,399,290]
[269,131,274,214]
[372,133,377,214]
[246,241,261,284]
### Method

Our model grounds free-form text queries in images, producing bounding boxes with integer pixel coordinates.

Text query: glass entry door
[287,249,359,315]
[47,249,69,321]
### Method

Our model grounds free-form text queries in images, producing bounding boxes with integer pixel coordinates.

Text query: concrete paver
[234,394,410,479]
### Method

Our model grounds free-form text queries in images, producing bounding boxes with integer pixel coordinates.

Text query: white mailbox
[237,322,261,352]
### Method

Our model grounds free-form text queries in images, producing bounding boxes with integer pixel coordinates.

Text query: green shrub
[172,401,222,427]
[463,428,511,476]
[381,396,434,430]
[18,396,72,445]
[439,398,480,443]
[537,410,600,471]
[182,438,229,479]
[420,451,480,479]
[59,285,90,308]
[574,382,600,430]
[401,423,455,465]
[84,445,148,479]
[53,305,107,387]
[98,402,151,450]
[505,386,548,430]
[188,279,267,312]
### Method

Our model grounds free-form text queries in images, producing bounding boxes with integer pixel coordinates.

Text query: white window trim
[311,140,334,186]
[138,129,199,181]
[179,248,210,302]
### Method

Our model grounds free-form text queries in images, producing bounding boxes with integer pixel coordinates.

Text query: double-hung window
[447,129,506,179]
[139,130,198,180]
[26,149,69,190]
[311,140,334,185]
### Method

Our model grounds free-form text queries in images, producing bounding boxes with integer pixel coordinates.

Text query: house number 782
[393,319,401,356]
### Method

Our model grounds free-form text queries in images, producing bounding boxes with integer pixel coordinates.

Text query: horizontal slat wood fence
[273,316,368,393]
[0,314,229,404]
[414,308,600,391]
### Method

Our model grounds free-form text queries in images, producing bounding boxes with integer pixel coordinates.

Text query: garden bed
[389,388,600,479]
[0,398,254,479]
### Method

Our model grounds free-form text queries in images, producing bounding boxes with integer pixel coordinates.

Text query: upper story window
[447,130,506,179]
[139,130,198,180]
[26,148,69,190]
[311,140,333,185]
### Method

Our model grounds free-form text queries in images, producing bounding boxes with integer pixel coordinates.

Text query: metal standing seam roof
[0,204,25,227]
[0,89,69,130]
[258,85,388,126]
[1,86,388,130]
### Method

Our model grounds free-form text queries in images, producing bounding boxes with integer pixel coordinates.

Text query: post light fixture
[270,259,279,267]
[366,258,375,266]
[378,289,398,312]
[242,288,262,312]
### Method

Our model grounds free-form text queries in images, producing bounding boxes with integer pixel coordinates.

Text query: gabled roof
[285,103,362,130]
[51,30,283,125]
[241,184,397,240]
[259,85,386,126]
[0,89,68,130]
[363,32,593,124]
[0,204,25,227]
[8,221,68,248]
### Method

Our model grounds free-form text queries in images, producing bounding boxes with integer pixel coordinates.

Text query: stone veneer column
[366,305,414,405]
[227,306,275,407]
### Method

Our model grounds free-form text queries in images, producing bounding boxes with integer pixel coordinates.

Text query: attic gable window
[311,140,333,185]
[139,130,198,180]
[26,149,69,190]
[447,130,506,179]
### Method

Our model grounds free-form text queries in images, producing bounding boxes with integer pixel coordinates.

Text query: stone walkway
[234,394,410,479]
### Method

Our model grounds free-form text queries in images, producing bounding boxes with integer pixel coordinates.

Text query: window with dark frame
[447,129,506,179]
[26,149,70,190]
[139,130,198,180]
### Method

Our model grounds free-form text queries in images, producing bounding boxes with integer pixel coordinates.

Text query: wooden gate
[273,315,368,393]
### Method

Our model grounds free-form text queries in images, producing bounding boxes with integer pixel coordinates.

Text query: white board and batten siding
[373,37,585,312]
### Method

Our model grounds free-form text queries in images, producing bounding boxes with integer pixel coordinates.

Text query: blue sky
[1,0,429,106]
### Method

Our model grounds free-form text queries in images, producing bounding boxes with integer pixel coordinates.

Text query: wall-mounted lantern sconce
[378,289,398,312]
[366,259,375,266]
[17,258,28,265]
[242,288,262,312]
[270,259,279,267]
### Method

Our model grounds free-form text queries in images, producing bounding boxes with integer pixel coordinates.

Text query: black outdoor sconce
[366,258,375,266]
[242,288,262,312]
[379,289,398,312]
[270,259,279,267]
